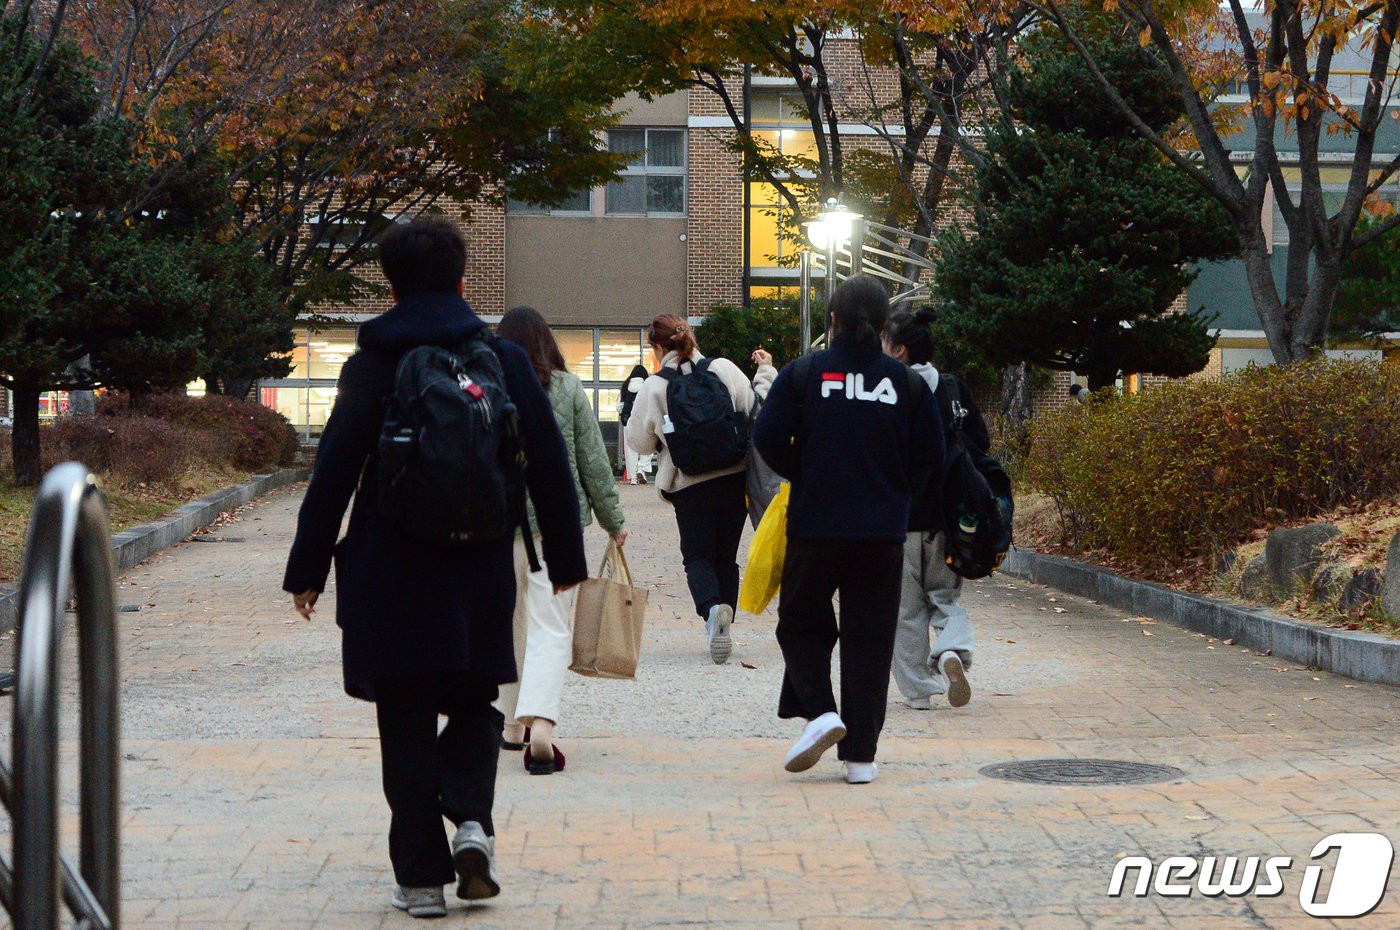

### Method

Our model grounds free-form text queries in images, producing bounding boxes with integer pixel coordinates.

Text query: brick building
[262,44,935,444]
[250,31,1399,443]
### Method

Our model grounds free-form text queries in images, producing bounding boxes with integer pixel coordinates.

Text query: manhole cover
[980,759,1184,786]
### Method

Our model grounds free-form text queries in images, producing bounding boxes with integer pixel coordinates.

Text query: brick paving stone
[2,482,1399,928]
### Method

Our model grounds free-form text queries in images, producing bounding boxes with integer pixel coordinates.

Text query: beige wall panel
[613,90,689,126]
[505,217,687,326]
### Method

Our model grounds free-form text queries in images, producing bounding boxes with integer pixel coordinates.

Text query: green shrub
[1023,358,1400,566]
[100,393,299,470]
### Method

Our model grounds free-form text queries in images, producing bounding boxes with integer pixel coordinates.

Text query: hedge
[1022,357,1400,566]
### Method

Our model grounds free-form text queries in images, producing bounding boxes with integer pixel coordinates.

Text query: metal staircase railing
[0,462,121,930]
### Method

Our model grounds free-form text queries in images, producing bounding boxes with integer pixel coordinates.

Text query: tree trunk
[998,363,1032,437]
[1290,251,1344,360]
[127,389,150,414]
[203,374,224,396]
[223,378,255,402]
[11,383,43,487]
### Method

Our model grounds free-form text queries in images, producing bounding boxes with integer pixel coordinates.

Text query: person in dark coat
[282,217,587,918]
[752,276,944,786]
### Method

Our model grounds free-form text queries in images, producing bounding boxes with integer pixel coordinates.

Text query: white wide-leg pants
[497,536,578,727]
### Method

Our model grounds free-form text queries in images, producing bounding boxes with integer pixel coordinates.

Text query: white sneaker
[706,604,733,665]
[845,761,878,784]
[783,712,847,772]
[391,885,446,918]
[939,652,971,708]
[904,695,932,710]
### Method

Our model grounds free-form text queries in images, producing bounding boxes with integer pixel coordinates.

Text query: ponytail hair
[885,305,940,366]
[829,276,890,352]
[647,313,699,362]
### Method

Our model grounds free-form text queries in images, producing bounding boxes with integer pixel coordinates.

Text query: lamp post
[804,198,862,347]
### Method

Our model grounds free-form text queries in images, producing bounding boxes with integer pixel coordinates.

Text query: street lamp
[802,198,863,348]
[804,199,860,252]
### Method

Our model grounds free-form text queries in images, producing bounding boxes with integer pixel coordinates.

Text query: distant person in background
[883,307,989,711]
[1069,383,1089,405]
[627,314,755,664]
[495,306,627,776]
[618,362,651,484]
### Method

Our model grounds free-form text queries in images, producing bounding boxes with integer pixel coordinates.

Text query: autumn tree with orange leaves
[1016,0,1400,363]
[60,0,626,314]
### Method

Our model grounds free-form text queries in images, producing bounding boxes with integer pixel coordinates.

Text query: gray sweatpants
[892,531,975,701]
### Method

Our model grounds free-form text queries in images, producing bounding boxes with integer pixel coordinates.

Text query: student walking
[753,277,944,784]
[282,219,587,919]
[626,313,755,664]
[618,362,651,484]
[495,306,627,775]
[883,308,990,710]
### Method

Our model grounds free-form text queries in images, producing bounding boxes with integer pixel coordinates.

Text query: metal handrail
[0,463,121,930]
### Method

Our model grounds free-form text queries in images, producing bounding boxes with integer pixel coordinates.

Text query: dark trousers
[668,471,748,619]
[776,538,904,763]
[375,674,504,888]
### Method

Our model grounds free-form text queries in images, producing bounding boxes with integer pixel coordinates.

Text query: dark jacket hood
[356,292,486,354]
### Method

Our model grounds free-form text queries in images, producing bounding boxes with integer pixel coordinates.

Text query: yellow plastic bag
[739,482,790,615]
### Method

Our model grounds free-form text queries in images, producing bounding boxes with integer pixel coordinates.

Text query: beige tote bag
[571,541,648,680]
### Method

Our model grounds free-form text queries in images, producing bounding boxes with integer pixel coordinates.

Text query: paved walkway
[5,483,1400,929]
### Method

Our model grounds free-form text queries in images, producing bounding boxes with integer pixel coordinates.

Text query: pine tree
[933,24,1237,391]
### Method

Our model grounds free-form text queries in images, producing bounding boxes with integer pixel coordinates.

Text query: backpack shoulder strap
[694,358,713,375]
[906,367,925,401]
[656,366,680,382]
[791,354,815,415]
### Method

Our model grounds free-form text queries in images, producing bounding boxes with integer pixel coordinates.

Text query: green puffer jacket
[526,370,625,536]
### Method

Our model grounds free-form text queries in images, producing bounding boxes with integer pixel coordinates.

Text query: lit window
[605,128,687,216]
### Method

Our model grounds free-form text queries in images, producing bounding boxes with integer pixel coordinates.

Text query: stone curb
[1003,547,1400,688]
[0,467,309,634]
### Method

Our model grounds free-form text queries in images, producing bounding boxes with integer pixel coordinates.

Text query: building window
[259,324,360,441]
[605,128,686,217]
[506,187,592,215]
[309,212,407,249]
[554,326,649,447]
[258,322,648,443]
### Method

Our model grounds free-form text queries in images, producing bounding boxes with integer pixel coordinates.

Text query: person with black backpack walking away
[495,306,627,775]
[282,218,587,919]
[753,277,945,785]
[626,313,755,664]
[883,308,992,711]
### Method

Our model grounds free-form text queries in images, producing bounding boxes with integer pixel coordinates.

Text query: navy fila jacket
[753,331,945,542]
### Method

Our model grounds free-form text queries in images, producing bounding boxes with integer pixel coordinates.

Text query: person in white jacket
[626,313,755,664]
[617,363,652,484]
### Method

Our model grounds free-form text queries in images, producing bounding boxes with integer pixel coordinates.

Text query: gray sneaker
[706,604,733,664]
[391,885,446,918]
[451,821,501,901]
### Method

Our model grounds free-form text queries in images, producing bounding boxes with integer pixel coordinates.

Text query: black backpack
[657,358,749,475]
[376,334,536,565]
[934,374,1013,580]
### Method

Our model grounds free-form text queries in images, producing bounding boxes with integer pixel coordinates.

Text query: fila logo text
[820,372,898,405]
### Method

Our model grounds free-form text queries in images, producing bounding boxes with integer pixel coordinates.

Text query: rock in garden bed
[1265,523,1340,597]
